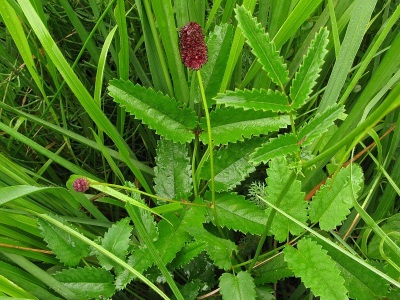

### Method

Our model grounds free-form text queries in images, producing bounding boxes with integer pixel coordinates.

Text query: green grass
[0,0,399,299]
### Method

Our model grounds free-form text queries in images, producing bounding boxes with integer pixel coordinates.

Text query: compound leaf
[53,267,115,299]
[206,192,266,235]
[108,80,197,143]
[200,137,266,191]
[154,138,192,200]
[185,227,237,271]
[290,27,329,109]
[309,164,364,231]
[214,89,290,112]
[38,217,90,267]
[219,271,256,300]
[200,107,290,145]
[250,133,299,165]
[96,218,132,271]
[298,104,346,147]
[235,5,288,87]
[264,157,307,241]
[284,238,348,300]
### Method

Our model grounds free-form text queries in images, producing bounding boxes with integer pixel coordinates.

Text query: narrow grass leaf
[109,80,197,143]
[200,137,266,191]
[284,238,348,299]
[199,107,290,145]
[250,134,299,165]
[38,217,90,267]
[185,226,237,271]
[53,267,115,299]
[298,104,346,146]
[154,138,192,200]
[318,0,378,111]
[207,192,266,235]
[265,157,307,242]
[95,218,132,271]
[215,89,290,112]
[235,5,288,87]
[219,271,256,300]
[290,27,329,109]
[309,164,364,230]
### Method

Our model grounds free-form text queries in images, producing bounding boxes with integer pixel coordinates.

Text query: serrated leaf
[313,237,389,300]
[185,227,237,271]
[254,253,293,284]
[284,238,348,299]
[219,271,256,300]
[206,192,266,235]
[38,218,90,267]
[179,279,204,300]
[53,267,115,299]
[200,137,267,191]
[250,134,299,165]
[154,138,192,200]
[154,201,206,265]
[298,104,346,146]
[235,6,288,87]
[290,27,329,109]
[115,249,153,290]
[108,80,197,143]
[214,88,290,112]
[264,157,307,242]
[96,218,132,271]
[170,240,206,269]
[199,107,290,145]
[309,164,363,231]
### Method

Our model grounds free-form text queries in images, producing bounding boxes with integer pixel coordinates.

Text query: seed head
[179,22,208,70]
[73,177,90,193]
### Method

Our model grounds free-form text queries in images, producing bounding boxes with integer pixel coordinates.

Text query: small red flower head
[73,177,90,193]
[179,22,208,70]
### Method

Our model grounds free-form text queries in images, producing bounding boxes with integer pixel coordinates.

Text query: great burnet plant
[36,5,398,300]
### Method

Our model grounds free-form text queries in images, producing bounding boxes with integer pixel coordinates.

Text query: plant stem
[197,71,216,209]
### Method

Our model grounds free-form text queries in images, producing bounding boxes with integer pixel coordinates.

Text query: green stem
[192,136,199,197]
[197,71,216,209]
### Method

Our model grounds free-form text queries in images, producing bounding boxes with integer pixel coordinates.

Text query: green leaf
[96,218,132,271]
[154,202,206,265]
[200,137,266,191]
[170,240,206,269]
[290,27,329,109]
[200,107,290,145]
[314,237,389,300]
[250,134,299,165]
[108,80,197,143]
[284,238,348,300]
[235,5,288,87]
[53,267,115,299]
[309,164,364,230]
[206,192,266,235]
[200,24,234,103]
[298,104,346,146]
[154,138,192,200]
[219,271,256,300]
[185,227,237,271]
[38,217,90,267]
[264,157,307,242]
[214,89,290,112]
[254,254,293,284]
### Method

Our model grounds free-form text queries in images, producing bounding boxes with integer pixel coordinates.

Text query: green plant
[0,0,399,299]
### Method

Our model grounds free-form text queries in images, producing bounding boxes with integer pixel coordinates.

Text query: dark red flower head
[179,22,208,70]
[73,177,90,193]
